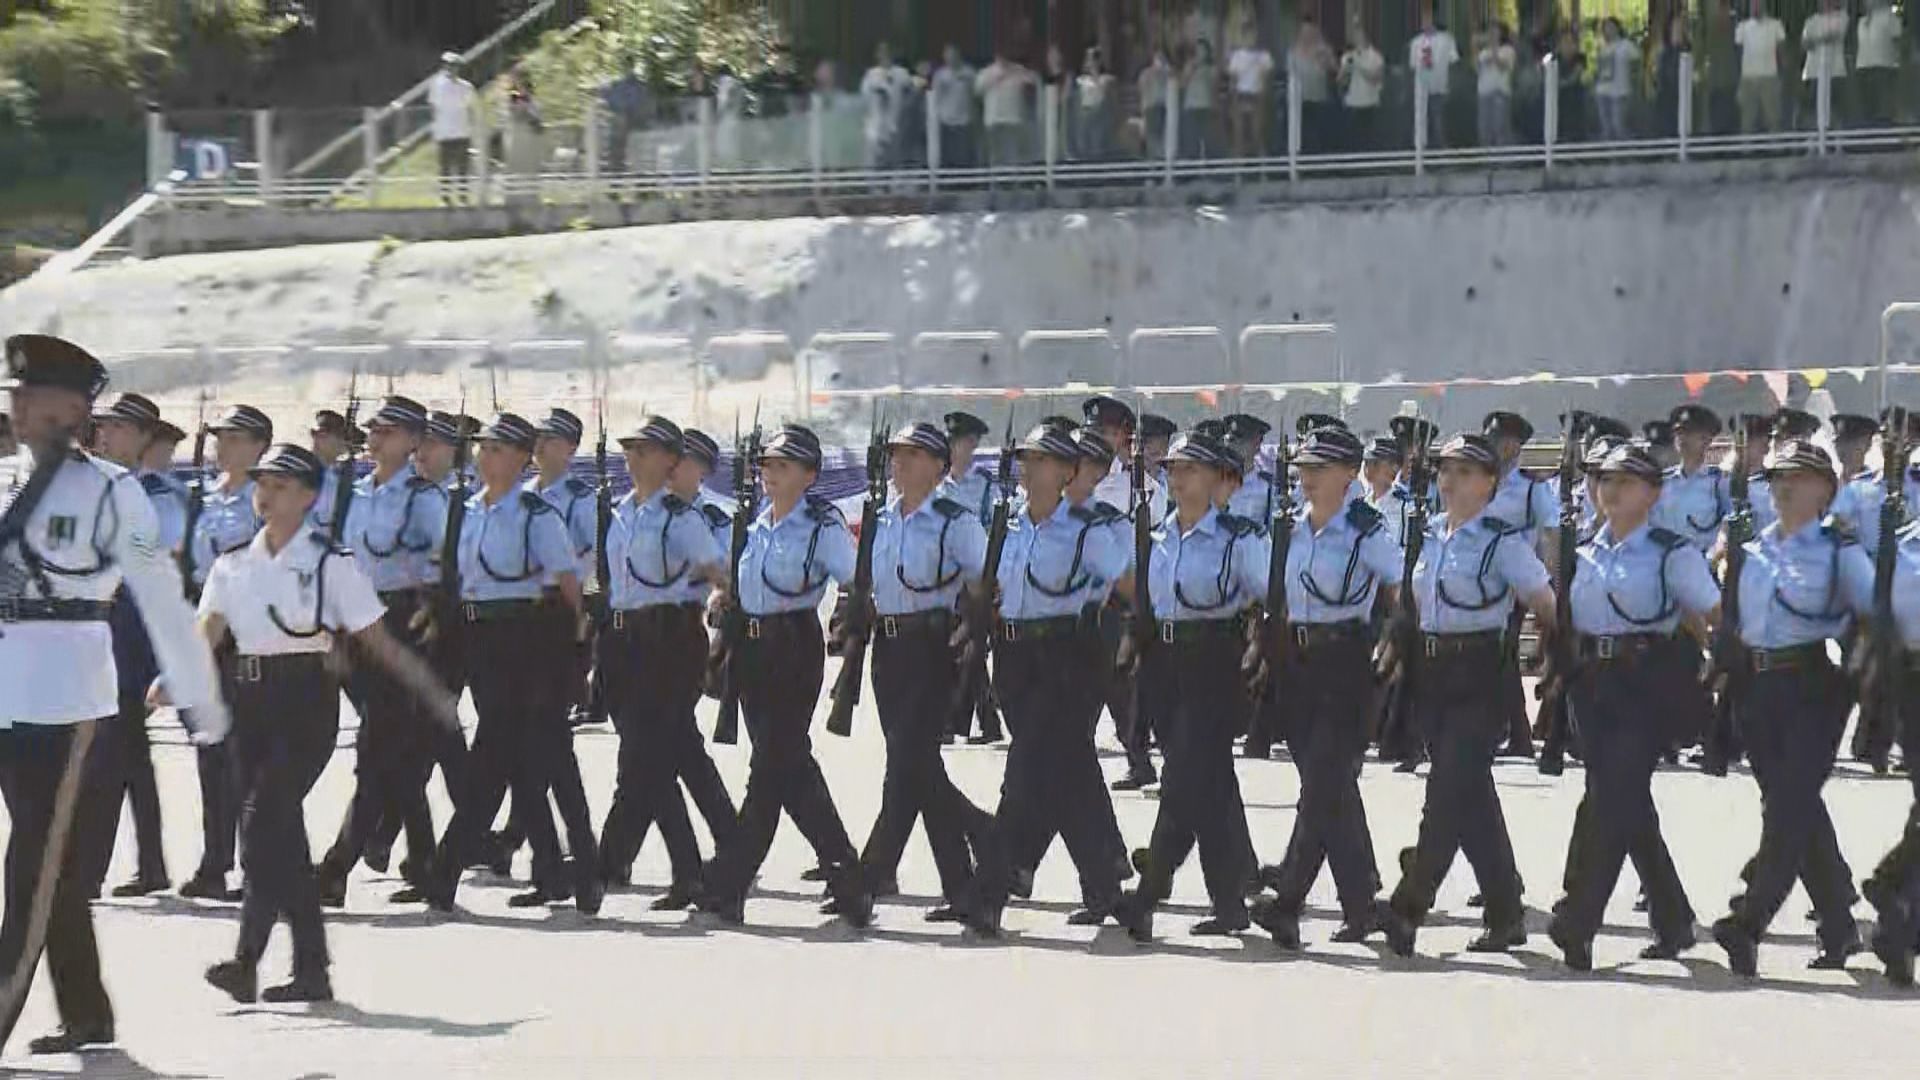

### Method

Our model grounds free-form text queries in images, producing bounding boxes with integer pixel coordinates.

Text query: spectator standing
[1735,0,1788,133]
[899,60,931,169]
[1857,0,1904,126]
[1181,39,1223,158]
[1339,22,1387,151]
[502,67,544,208]
[933,45,978,168]
[976,49,1036,168]
[1705,0,1742,133]
[1043,44,1073,160]
[714,66,745,168]
[1656,15,1694,137]
[1075,47,1118,160]
[1799,0,1851,128]
[1228,31,1276,158]
[1410,6,1461,148]
[1138,47,1173,158]
[1556,28,1592,142]
[600,65,647,177]
[860,43,912,170]
[1475,22,1517,146]
[1594,17,1639,142]
[1290,17,1337,154]
[428,52,477,206]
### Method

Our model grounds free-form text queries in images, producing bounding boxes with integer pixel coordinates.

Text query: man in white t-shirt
[860,42,912,170]
[931,45,978,167]
[1734,1,1787,132]
[1409,6,1460,148]
[1799,0,1851,128]
[427,52,477,205]
[1856,0,1904,125]
[1226,41,1274,158]
[975,50,1035,168]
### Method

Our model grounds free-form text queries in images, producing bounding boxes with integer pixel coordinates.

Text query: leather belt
[742,610,815,639]
[1158,617,1244,645]
[998,616,1081,643]
[1580,632,1666,663]
[875,609,952,639]
[1422,630,1505,659]
[0,598,114,623]
[608,602,703,632]
[459,599,544,623]
[1286,620,1370,651]
[231,652,329,684]
[1747,642,1829,673]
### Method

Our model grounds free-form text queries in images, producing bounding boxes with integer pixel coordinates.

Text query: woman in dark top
[1555,29,1590,143]
[1655,15,1692,138]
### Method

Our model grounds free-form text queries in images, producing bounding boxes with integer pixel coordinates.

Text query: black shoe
[179,874,234,901]
[965,903,1003,939]
[1393,756,1422,773]
[1466,892,1486,909]
[1067,900,1117,927]
[27,1025,115,1054]
[651,882,698,912]
[262,973,333,1003]
[1548,920,1592,972]
[1190,908,1250,937]
[316,869,347,909]
[1466,922,1527,953]
[575,874,605,917]
[834,889,874,930]
[868,874,900,899]
[1638,930,1697,960]
[203,959,258,1004]
[111,875,169,898]
[1873,926,1917,988]
[1330,909,1381,944]
[1007,867,1035,900]
[1110,772,1157,792]
[1130,847,1151,878]
[507,887,565,908]
[1381,904,1417,958]
[1712,917,1758,977]
[1808,938,1863,971]
[364,845,392,875]
[695,890,746,925]
[800,865,828,883]
[1249,899,1301,950]
[965,733,1001,746]
[601,863,633,888]
[388,885,427,904]
[1116,891,1154,943]
[818,896,844,916]
[924,905,970,924]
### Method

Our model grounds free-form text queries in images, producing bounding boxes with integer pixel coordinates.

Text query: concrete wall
[7,161,1920,435]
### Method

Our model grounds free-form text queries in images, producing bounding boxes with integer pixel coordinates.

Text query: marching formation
[4,333,1920,1057]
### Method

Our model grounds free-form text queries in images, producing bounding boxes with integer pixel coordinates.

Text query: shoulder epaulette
[661,492,691,514]
[407,474,440,491]
[1069,505,1096,524]
[308,530,352,557]
[1217,512,1261,538]
[1647,526,1688,550]
[138,472,172,496]
[1482,515,1518,536]
[804,494,845,524]
[1821,517,1860,545]
[1091,500,1125,524]
[930,496,968,520]
[699,502,731,529]
[1345,499,1384,535]
[521,491,554,514]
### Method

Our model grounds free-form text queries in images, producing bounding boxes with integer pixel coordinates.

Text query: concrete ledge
[136,152,1919,256]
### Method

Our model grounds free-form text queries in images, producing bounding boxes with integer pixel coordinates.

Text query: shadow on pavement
[0,1047,208,1079]
[229,1002,532,1040]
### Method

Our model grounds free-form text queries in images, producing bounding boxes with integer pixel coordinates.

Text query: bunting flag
[1682,372,1712,397]
[1805,368,1829,389]
[1763,370,1792,404]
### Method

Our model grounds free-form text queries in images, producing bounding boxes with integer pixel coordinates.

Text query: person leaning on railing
[1855,0,1903,127]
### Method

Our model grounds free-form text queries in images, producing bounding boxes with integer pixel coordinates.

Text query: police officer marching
[1863,508,1920,986]
[181,400,272,902]
[193,442,449,1004]
[0,334,230,1055]
[1711,439,1874,976]
[1546,442,1720,971]
[1116,430,1270,942]
[532,408,599,726]
[316,396,449,907]
[1249,426,1402,950]
[594,416,728,909]
[939,410,1005,745]
[693,424,873,928]
[424,413,601,916]
[1383,433,1556,957]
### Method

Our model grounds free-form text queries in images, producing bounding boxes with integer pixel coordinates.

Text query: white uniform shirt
[199,529,385,656]
[2,447,226,729]
[1092,458,1164,517]
[429,71,477,142]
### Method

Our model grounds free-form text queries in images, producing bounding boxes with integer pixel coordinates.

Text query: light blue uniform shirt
[1486,464,1557,549]
[1836,469,1920,553]
[939,466,996,527]
[1652,463,1732,551]
[1747,473,1777,534]
[309,468,343,533]
[669,489,735,604]
[457,483,577,602]
[1282,500,1403,625]
[998,497,1124,620]
[1570,523,1719,636]
[1888,522,1920,646]
[1228,470,1278,524]
[606,487,724,610]
[1413,511,1551,634]
[188,477,261,588]
[1370,484,1413,548]
[872,493,988,615]
[736,497,858,616]
[537,474,599,585]
[1736,517,1874,649]
[1147,507,1270,621]
[137,470,188,555]
[340,463,448,593]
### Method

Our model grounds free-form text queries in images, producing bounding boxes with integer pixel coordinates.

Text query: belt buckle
[1597,636,1617,661]
[746,617,762,640]
[1160,621,1175,644]
[462,603,478,623]
[1293,624,1311,649]
[1002,621,1019,643]
[1423,635,1438,659]
[241,656,262,683]
[1752,649,1772,673]
[611,610,626,632]
[882,615,899,639]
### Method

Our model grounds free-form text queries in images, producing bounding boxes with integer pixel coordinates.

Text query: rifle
[825,411,889,737]
[1862,408,1908,771]
[1260,433,1297,693]
[1124,409,1154,757]
[324,370,362,546]
[711,414,759,745]
[1536,413,1583,776]
[593,397,612,601]
[177,395,211,592]
[1702,421,1753,777]
[1379,421,1433,762]
[951,413,1017,724]
[437,396,473,623]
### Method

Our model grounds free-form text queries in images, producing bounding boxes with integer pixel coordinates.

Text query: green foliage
[514,0,789,125]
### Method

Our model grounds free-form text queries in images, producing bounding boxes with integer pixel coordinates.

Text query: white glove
[184,702,232,747]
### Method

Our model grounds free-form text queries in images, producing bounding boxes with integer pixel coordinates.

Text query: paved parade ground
[3,690,1915,1079]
